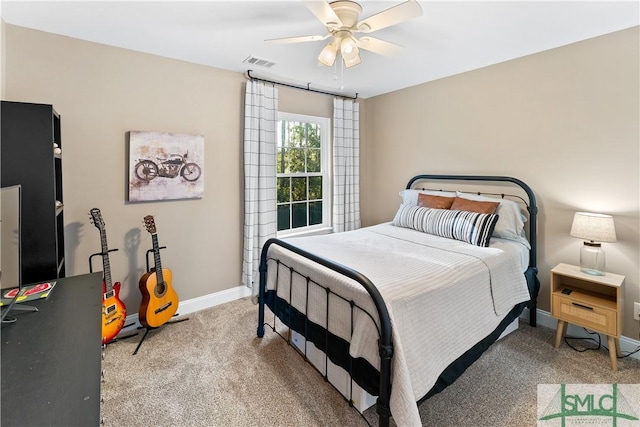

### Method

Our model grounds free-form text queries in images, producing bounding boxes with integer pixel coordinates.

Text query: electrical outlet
[634,302,640,321]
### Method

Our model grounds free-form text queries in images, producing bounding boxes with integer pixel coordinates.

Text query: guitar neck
[152,233,164,284]
[100,229,113,292]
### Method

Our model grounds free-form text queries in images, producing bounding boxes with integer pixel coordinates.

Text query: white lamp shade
[340,37,356,55]
[340,40,361,68]
[342,52,362,68]
[317,43,337,67]
[570,212,617,243]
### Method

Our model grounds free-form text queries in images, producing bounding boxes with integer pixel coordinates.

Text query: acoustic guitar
[139,215,179,328]
[90,208,127,345]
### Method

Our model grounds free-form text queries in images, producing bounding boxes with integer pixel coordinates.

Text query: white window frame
[276,112,331,237]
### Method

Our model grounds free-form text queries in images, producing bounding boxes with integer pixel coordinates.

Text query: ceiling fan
[265,0,423,68]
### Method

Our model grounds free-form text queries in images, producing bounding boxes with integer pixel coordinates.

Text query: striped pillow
[392,204,499,247]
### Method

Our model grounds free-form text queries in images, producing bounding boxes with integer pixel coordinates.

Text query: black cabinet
[1,101,65,284]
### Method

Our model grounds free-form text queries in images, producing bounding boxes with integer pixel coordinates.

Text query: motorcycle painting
[128,131,204,202]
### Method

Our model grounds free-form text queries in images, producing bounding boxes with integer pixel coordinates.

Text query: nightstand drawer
[552,294,617,336]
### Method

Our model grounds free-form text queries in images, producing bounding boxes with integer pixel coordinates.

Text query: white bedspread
[265,223,530,426]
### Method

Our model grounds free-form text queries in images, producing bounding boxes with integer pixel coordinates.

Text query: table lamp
[570,212,617,276]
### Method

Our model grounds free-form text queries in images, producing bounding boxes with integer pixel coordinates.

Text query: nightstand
[550,263,625,371]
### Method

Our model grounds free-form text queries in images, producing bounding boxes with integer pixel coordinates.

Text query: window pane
[291,177,307,202]
[277,205,290,231]
[309,201,322,226]
[289,122,304,147]
[283,148,290,174]
[278,121,286,147]
[309,176,322,200]
[288,148,305,173]
[276,148,287,174]
[307,149,320,173]
[307,123,320,148]
[277,177,290,203]
[292,202,307,229]
[284,121,293,147]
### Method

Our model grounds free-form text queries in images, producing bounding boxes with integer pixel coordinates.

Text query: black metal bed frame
[257,174,539,427]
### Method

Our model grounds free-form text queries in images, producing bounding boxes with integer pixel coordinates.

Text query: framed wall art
[128,131,204,202]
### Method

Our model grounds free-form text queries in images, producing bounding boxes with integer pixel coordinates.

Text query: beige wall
[278,85,334,117]
[363,27,640,338]
[1,19,6,98]
[3,24,334,312]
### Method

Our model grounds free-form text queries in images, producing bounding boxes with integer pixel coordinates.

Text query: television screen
[1,185,22,291]
[1,185,25,323]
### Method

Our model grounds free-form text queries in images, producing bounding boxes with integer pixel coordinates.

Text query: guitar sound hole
[155,281,166,297]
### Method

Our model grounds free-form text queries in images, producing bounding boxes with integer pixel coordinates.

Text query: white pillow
[392,204,499,247]
[455,191,530,249]
[399,189,457,206]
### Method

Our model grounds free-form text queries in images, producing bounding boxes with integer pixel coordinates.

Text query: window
[276,112,330,236]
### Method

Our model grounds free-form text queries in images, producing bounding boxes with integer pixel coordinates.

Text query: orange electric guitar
[90,208,127,345]
[139,215,179,328]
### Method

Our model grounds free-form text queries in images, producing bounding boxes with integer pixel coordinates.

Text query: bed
[256,174,539,427]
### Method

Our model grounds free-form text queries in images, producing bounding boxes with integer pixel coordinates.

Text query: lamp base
[580,242,605,276]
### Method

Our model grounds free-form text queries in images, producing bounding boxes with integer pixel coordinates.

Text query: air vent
[243,56,276,68]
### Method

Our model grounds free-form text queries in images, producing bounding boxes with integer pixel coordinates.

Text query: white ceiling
[1,1,638,98]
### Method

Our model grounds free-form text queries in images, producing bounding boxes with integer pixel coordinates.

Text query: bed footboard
[257,238,393,427]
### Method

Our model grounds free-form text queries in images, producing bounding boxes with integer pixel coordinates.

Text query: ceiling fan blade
[356,0,423,33]
[355,36,403,56]
[265,34,331,45]
[304,1,343,28]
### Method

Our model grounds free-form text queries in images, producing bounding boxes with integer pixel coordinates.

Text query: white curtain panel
[332,98,361,232]
[242,80,278,295]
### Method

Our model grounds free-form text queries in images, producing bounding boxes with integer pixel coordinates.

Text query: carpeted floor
[101,297,640,427]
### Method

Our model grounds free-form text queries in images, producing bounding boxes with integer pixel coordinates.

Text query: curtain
[242,80,278,296]
[332,98,360,232]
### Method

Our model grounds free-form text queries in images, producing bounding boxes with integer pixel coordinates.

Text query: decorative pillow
[392,204,499,247]
[399,189,456,206]
[449,197,499,214]
[455,192,530,248]
[417,193,455,209]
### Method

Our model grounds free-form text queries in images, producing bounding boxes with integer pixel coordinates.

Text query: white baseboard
[520,308,640,361]
[118,285,251,335]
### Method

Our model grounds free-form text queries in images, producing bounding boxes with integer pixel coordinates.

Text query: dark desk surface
[1,272,103,427]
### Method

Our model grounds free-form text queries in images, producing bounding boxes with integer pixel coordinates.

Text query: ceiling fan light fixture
[317,42,338,66]
[271,0,423,69]
[343,52,362,68]
[340,36,356,55]
[341,41,359,61]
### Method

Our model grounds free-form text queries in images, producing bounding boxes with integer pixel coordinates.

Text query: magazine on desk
[0,281,57,306]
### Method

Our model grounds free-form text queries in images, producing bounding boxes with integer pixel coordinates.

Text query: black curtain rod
[246,70,358,100]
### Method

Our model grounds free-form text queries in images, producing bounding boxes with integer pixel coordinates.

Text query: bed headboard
[405,174,538,271]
